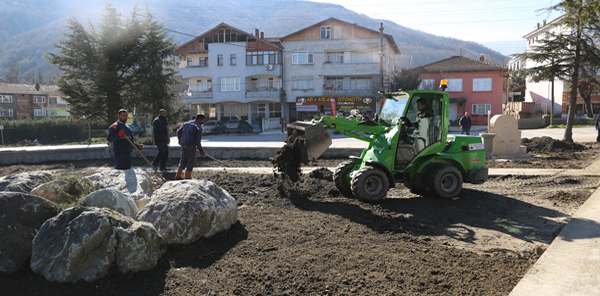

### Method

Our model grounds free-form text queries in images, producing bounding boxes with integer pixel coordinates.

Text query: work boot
[184,171,192,179]
[175,167,184,180]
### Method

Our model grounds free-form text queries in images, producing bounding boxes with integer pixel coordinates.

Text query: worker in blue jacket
[106,109,143,169]
[176,114,206,179]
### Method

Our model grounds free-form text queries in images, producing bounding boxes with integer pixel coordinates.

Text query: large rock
[30,180,69,203]
[85,168,153,208]
[0,192,58,274]
[80,188,138,218]
[0,171,53,193]
[30,207,166,283]
[138,180,238,244]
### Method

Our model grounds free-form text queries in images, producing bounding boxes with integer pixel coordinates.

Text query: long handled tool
[200,151,229,167]
[122,136,167,182]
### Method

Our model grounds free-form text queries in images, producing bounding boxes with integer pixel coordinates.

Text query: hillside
[0,0,507,83]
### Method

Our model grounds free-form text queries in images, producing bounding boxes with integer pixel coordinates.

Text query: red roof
[419,56,507,73]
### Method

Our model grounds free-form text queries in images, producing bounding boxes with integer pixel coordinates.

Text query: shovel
[199,151,229,167]
[122,136,167,182]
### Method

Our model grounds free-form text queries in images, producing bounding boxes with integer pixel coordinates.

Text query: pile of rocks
[0,169,238,283]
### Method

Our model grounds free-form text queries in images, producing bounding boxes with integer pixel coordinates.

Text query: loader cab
[394,91,445,170]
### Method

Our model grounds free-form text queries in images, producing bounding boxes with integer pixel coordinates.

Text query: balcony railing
[245,90,280,99]
[186,91,213,98]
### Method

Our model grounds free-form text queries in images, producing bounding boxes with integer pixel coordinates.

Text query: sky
[313,0,562,54]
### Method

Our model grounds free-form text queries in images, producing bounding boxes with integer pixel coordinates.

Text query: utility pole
[379,22,384,92]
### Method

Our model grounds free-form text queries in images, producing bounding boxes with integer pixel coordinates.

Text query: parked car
[226,119,253,133]
[127,124,146,136]
[203,120,226,135]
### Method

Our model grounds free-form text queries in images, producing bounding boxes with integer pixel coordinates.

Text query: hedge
[0,119,95,145]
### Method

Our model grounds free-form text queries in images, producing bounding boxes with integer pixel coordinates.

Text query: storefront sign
[296,105,318,112]
[296,96,375,110]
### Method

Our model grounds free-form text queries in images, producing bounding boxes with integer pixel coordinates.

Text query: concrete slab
[509,185,600,296]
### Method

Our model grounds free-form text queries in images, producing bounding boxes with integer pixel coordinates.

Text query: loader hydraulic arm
[317,115,388,143]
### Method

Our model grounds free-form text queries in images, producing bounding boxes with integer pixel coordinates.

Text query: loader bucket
[287,122,332,164]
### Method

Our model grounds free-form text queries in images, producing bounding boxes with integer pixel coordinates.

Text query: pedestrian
[152,109,170,171]
[175,114,206,179]
[107,109,143,170]
[459,112,472,135]
[595,112,600,142]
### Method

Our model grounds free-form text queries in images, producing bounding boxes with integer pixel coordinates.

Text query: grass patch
[51,174,96,211]
[543,124,591,129]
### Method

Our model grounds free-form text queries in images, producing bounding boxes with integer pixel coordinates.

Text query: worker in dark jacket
[459,112,472,135]
[175,114,206,179]
[151,109,170,171]
[107,109,143,169]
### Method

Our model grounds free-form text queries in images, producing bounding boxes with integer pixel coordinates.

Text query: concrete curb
[509,185,600,296]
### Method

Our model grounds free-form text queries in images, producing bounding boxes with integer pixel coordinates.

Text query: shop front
[295,96,376,121]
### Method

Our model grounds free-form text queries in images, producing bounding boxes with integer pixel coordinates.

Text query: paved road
[194,126,599,149]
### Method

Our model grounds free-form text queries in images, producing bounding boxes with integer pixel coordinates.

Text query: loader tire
[351,166,389,202]
[334,161,355,198]
[428,165,462,199]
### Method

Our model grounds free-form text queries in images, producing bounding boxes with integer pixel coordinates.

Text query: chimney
[537,23,540,29]
[261,32,264,39]
[255,29,259,37]
[543,20,547,26]
[479,54,485,62]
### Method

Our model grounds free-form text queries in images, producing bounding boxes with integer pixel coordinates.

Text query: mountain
[0,0,508,83]
[479,40,527,57]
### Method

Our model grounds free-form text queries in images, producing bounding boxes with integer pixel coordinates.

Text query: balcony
[186,91,213,99]
[245,89,280,99]
[322,88,375,97]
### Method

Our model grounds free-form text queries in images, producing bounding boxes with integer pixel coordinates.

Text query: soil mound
[522,136,586,153]
[308,168,333,180]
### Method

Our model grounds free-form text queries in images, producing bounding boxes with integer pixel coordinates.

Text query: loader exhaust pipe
[286,121,332,164]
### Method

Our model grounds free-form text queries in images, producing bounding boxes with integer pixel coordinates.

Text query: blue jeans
[152,141,169,169]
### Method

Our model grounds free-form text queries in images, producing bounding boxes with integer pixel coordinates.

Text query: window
[50,109,58,116]
[34,109,47,116]
[217,54,223,66]
[187,58,193,66]
[292,51,313,64]
[350,77,371,89]
[446,79,463,92]
[197,79,212,92]
[49,97,58,104]
[220,77,240,91]
[325,77,343,90]
[246,51,279,65]
[351,51,371,63]
[230,54,236,66]
[326,52,343,64]
[0,109,13,116]
[269,103,282,118]
[473,78,492,91]
[0,95,13,103]
[472,104,492,115]
[418,79,435,90]
[321,26,331,39]
[292,76,313,90]
[34,96,45,103]
[199,57,208,67]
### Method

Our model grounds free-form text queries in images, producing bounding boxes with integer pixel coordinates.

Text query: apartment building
[280,18,400,122]
[418,56,508,124]
[522,16,567,117]
[174,18,400,125]
[0,83,70,120]
[174,23,284,125]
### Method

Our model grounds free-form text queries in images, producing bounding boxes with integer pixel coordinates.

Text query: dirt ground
[1,138,600,296]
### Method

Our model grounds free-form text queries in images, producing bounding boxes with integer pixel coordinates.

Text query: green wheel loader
[287,90,488,202]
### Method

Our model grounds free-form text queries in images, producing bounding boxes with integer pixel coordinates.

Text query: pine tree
[45,4,180,125]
